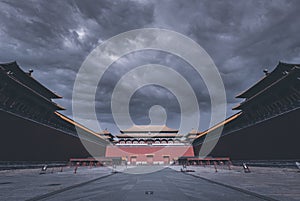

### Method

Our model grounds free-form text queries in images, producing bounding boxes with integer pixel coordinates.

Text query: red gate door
[163,156,170,165]
[146,155,154,165]
[130,156,137,165]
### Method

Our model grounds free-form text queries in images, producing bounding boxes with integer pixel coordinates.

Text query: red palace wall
[106,145,194,165]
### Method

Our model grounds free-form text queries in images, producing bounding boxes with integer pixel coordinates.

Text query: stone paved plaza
[0,165,299,201]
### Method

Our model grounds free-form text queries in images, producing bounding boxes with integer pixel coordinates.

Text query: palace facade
[193,62,300,160]
[105,125,194,165]
[0,61,108,161]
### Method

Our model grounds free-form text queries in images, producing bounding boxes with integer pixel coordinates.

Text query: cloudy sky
[0,0,300,134]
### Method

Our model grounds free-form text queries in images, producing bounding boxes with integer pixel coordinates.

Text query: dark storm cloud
[0,0,155,124]
[0,0,299,133]
[153,0,300,93]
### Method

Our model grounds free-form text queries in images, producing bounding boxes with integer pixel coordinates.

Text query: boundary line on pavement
[181,171,280,201]
[25,172,117,201]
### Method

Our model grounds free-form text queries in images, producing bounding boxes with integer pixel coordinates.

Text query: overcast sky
[0,0,300,134]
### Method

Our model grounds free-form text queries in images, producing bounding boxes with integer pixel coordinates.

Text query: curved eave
[235,75,267,98]
[116,134,184,138]
[232,103,241,110]
[55,104,65,110]
[236,61,300,99]
[234,67,300,111]
[28,75,62,99]
[54,112,107,141]
[0,61,63,99]
[121,124,178,133]
[4,70,64,111]
[194,112,242,140]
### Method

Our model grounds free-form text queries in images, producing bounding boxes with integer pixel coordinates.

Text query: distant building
[106,125,194,165]
[96,129,115,142]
